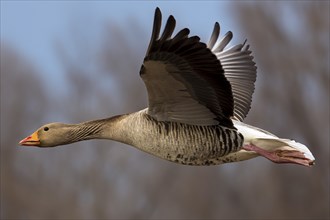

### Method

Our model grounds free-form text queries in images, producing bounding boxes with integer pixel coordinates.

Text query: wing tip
[207,22,220,49]
[155,7,161,15]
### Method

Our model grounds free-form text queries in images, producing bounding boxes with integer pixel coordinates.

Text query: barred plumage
[112,110,244,165]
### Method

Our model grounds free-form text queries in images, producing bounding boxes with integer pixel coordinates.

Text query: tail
[233,120,315,167]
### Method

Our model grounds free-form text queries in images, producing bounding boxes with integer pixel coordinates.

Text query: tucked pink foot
[242,144,315,167]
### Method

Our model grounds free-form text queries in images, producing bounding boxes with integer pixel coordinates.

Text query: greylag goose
[19,8,315,167]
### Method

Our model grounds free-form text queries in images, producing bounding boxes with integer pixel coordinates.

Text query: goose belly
[124,113,244,165]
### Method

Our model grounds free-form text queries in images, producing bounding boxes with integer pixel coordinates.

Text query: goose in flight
[19,8,315,167]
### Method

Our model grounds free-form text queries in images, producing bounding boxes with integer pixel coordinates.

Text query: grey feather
[207,22,220,49]
[208,25,257,121]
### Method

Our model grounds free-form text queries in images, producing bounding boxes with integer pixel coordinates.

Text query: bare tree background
[1,2,329,219]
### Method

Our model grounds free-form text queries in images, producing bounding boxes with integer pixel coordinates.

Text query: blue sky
[1,1,238,86]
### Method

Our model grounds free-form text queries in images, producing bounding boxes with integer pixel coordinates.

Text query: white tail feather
[233,120,315,163]
[251,138,315,161]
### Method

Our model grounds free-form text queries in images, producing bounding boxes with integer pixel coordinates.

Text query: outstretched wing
[140,8,235,128]
[207,23,257,121]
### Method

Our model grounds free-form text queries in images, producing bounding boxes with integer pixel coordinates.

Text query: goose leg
[242,144,314,167]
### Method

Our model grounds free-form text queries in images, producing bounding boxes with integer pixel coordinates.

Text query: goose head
[19,123,73,147]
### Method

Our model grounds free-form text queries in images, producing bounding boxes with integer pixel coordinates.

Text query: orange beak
[19,131,40,146]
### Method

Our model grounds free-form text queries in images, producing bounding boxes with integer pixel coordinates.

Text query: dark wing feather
[145,8,162,56]
[141,8,234,127]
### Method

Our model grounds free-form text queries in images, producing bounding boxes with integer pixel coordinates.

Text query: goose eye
[43,127,49,131]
